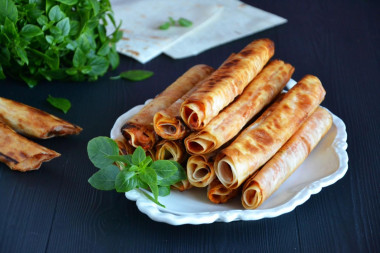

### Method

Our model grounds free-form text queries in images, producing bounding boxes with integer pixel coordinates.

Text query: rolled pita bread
[121,64,214,150]
[242,107,333,209]
[187,152,216,187]
[155,140,187,164]
[181,39,274,130]
[185,60,294,155]
[215,75,326,189]
[207,178,239,204]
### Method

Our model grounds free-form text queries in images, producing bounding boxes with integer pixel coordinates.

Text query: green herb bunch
[0,0,122,87]
[87,137,187,207]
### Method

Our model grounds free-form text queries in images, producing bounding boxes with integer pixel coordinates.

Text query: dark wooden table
[1,0,379,252]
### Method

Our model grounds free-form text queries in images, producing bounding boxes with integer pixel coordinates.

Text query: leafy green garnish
[0,0,122,87]
[178,18,193,27]
[110,70,154,81]
[87,137,187,207]
[46,94,71,114]
[158,17,193,30]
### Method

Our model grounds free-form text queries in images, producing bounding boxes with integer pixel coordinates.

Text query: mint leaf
[20,24,43,38]
[132,147,146,165]
[88,165,119,191]
[56,17,70,36]
[158,161,186,186]
[87,137,120,169]
[47,95,71,114]
[159,22,170,30]
[88,56,109,76]
[0,0,18,24]
[48,5,65,22]
[158,185,170,197]
[152,160,177,179]
[111,70,154,81]
[169,17,176,25]
[73,48,86,67]
[178,18,192,27]
[106,154,132,166]
[115,170,137,192]
[56,0,78,5]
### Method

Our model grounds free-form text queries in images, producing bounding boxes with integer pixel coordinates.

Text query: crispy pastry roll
[155,140,187,164]
[215,75,326,189]
[207,178,239,204]
[114,136,135,155]
[0,122,60,172]
[242,107,333,209]
[121,64,214,150]
[172,179,192,192]
[185,60,294,155]
[181,38,274,130]
[187,153,217,187]
[0,97,82,139]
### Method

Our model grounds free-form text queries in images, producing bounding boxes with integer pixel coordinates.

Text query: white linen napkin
[110,0,223,63]
[164,0,287,59]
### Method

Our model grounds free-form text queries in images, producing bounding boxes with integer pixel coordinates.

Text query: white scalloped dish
[110,79,348,225]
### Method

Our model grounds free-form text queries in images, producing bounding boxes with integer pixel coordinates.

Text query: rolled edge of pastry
[187,153,216,187]
[215,75,326,189]
[0,122,60,172]
[185,60,294,155]
[172,179,192,192]
[155,140,187,164]
[121,64,214,150]
[207,178,239,204]
[115,136,135,155]
[0,97,82,139]
[181,38,274,130]
[241,107,333,209]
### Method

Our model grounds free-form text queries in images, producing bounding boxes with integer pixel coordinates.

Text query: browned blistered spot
[19,151,28,159]
[240,49,253,57]
[119,28,132,33]
[121,37,130,41]
[253,129,274,146]
[126,50,139,56]
[149,36,166,40]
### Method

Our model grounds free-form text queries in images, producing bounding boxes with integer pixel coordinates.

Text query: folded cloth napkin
[164,0,287,59]
[110,0,223,63]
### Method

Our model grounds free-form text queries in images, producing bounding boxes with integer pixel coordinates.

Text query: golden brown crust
[172,179,192,192]
[181,39,275,130]
[185,60,294,155]
[0,97,82,139]
[207,178,239,204]
[215,75,326,189]
[241,107,333,209]
[0,122,60,172]
[121,64,214,150]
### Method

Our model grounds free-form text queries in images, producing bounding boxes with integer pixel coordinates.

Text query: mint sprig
[87,137,186,207]
[158,17,193,30]
[46,94,71,114]
[110,70,154,81]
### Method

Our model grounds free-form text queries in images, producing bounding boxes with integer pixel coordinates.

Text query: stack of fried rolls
[117,38,332,209]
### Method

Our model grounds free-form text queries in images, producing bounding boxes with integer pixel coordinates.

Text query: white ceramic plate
[110,79,348,225]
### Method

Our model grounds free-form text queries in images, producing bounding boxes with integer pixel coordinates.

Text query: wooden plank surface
[0,0,379,252]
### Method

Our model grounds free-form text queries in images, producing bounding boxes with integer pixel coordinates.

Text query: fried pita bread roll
[155,140,187,164]
[215,75,326,189]
[153,55,236,140]
[242,107,333,209]
[207,178,239,204]
[185,60,294,155]
[181,38,274,130]
[0,97,82,139]
[172,179,192,192]
[0,122,60,172]
[187,152,216,187]
[121,64,214,150]
[115,136,135,155]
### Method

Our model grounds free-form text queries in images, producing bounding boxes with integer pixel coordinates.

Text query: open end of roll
[242,182,262,209]
[163,149,174,160]
[216,159,235,188]
[194,166,210,179]
[186,136,215,155]
[14,153,60,172]
[182,106,201,129]
[122,125,152,150]
[161,124,177,135]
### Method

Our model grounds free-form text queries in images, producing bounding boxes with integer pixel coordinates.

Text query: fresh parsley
[46,95,71,114]
[110,70,154,81]
[158,17,193,30]
[87,137,187,207]
[0,0,122,87]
